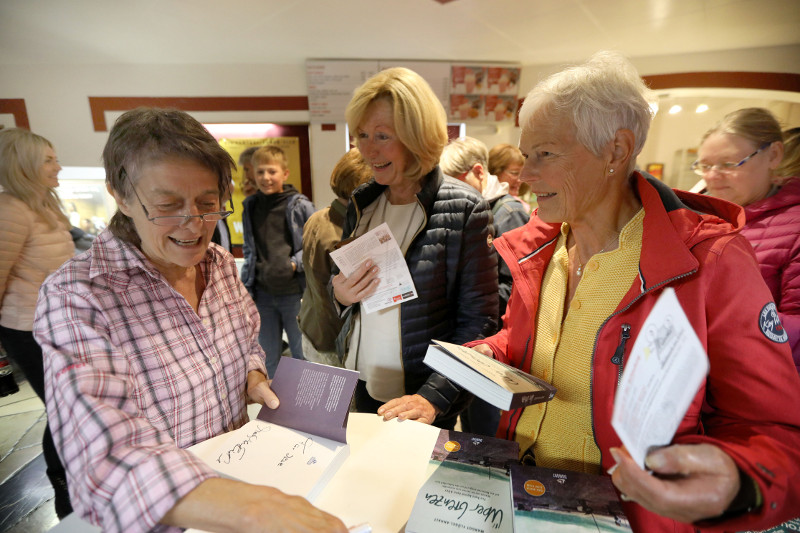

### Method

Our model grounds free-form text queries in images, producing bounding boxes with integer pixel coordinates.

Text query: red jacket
[469,173,800,532]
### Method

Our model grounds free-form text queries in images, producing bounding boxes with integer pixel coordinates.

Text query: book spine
[508,388,555,410]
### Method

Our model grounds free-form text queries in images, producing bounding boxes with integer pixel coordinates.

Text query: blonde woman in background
[0,128,74,517]
[696,108,800,372]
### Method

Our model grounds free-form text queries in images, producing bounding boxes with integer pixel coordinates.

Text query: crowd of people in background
[0,50,799,532]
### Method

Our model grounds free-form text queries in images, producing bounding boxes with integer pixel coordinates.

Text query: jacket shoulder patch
[759,302,788,343]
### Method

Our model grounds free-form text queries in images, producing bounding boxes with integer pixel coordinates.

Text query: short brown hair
[488,143,524,176]
[346,67,447,181]
[252,145,288,170]
[330,148,372,200]
[103,107,235,247]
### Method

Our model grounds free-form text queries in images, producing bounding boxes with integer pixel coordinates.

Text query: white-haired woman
[467,52,800,531]
[0,128,74,517]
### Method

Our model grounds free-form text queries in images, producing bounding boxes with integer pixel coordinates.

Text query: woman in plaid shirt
[33,108,346,533]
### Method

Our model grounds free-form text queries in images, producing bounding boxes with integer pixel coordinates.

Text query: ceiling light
[668,105,682,115]
[696,104,709,113]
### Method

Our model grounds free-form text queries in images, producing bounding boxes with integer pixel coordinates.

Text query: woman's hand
[378,394,439,424]
[246,370,279,409]
[162,478,348,532]
[470,343,494,357]
[608,444,741,523]
[332,259,379,306]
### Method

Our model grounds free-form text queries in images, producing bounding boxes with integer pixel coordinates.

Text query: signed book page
[611,288,709,467]
[195,419,349,502]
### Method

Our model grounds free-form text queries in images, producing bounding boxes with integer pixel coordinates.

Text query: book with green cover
[510,463,631,532]
[406,429,519,533]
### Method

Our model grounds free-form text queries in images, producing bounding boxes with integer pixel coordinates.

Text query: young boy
[241,145,316,376]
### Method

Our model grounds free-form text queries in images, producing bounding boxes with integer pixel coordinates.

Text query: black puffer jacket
[337,166,499,422]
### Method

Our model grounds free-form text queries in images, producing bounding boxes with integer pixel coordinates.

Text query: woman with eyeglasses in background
[695,107,800,372]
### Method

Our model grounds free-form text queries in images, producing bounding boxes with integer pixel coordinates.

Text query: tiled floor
[0,377,60,533]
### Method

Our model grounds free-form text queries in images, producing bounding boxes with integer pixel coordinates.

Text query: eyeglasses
[691,142,771,176]
[123,168,233,227]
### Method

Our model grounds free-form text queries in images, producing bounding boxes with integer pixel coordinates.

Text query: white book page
[329,222,417,314]
[190,420,348,499]
[611,288,709,467]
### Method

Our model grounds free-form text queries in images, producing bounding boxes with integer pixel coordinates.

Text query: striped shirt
[34,230,267,533]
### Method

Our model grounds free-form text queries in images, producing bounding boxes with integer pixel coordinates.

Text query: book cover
[257,356,359,443]
[510,463,631,532]
[406,429,520,533]
[188,358,358,502]
[423,340,556,411]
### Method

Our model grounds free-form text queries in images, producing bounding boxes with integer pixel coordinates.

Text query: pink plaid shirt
[34,230,267,533]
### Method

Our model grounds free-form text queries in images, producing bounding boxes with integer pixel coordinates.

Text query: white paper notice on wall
[611,288,709,468]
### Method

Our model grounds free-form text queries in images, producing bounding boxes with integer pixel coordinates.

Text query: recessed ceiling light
[696,104,709,113]
[669,105,682,115]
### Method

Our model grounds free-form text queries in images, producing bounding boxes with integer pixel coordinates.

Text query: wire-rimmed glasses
[123,168,233,226]
[691,142,771,177]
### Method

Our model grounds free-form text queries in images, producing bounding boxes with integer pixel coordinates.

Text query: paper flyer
[329,222,418,314]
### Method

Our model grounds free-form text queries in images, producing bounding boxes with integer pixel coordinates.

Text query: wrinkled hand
[470,343,494,357]
[378,394,439,424]
[162,478,348,532]
[246,370,280,409]
[609,444,741,524]
[332,259,379,306]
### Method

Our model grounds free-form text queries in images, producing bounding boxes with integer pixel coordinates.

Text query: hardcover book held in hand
[406,428,520,533]
[510,464,631,532]
[188,357,359,502]
[422,340,556,411]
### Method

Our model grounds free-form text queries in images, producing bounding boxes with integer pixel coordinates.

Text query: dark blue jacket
[337,166,499,421]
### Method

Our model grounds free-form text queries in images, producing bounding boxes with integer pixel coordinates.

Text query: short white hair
[439,136,489,177]
[519,51,655,174]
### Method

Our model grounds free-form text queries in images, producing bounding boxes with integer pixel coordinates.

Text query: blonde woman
[0,128,74,517]
[332,68,498,428]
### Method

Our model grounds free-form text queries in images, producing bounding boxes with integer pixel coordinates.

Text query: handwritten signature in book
[215,424,271,465]
[278,437,315,467]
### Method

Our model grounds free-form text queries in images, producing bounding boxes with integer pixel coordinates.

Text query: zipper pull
[611,324,631,365]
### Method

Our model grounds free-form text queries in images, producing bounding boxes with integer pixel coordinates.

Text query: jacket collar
[352,166,443,216]
[744,176,800,219]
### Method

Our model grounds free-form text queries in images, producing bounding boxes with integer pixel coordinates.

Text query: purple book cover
[257,358,359,443]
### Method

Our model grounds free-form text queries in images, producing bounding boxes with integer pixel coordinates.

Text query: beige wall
[1,45,798,209]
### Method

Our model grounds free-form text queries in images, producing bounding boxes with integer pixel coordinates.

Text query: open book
[510,463,631,532]
[406,428,520,533]
[423,340,556,410]
[188,357,358,502]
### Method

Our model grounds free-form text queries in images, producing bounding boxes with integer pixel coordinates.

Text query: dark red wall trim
[0,99,30,130]
[642,72,800,92]
[89,96,309,131]
[321,124,337,131]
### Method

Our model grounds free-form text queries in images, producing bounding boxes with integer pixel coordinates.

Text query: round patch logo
[524,480,546,497]
[759,302,788,343]
[443,440,461,452]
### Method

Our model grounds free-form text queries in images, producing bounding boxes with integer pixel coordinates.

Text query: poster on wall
[306,60,380,123]
[217,137,302,246]
[450,64,520,123]
[646,163,664,180]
